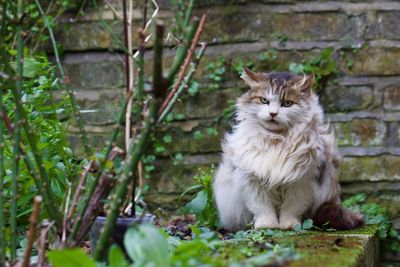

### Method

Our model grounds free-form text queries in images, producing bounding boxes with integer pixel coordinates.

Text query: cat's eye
[281,100,294,107]
[260,97,270,105]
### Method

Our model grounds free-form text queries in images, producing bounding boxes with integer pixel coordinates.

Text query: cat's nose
[270,112,277,118]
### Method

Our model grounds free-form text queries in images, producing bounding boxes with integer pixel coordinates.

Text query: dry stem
[66,161,95,225]
[158,14,206,115]
[125,0,136,151]
[37,220,54,267]
[22,196,42,267]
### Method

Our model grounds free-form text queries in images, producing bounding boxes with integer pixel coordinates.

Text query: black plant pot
[90,214,155,254]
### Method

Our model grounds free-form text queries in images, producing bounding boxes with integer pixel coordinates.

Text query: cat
[213,68,363,231]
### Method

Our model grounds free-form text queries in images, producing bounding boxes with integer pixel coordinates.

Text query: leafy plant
[293,219,314,232]
[205,57,226,91]
[48,224,300,267]
[1,55,76,248]
[181,168,220,228]
[124,225,171,267]
[288,47,338,92]
[344,193,400,251]
[1,0,208,264]
[48,249,96,267]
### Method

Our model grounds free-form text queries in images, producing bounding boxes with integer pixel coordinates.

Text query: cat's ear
[294,74,314,95]
[240,67,264,87]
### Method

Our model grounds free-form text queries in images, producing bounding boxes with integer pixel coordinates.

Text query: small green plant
[1,55,77,250]
[48,224,300,267]
[288,47,338,92]
[205,57,226,91]
[181,167,220,228]
[344,193,400,251]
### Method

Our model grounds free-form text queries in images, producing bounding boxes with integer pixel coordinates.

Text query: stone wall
[58,1,400,230]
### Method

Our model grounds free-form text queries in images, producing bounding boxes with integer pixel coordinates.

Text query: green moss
[257,225,380,267]
[272,229,375,267]
[327,225,380,236]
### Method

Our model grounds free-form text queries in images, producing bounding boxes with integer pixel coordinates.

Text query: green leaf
[188,81,200,96]
[184,190,208,214]
[165,113,174,122]
[47,249,95,267]
[206,127,218,136]
[293,224,303,232]
[124,224,171,267]
[288,63,304,74]
[180,184,203,198]
[167,236,182,248]
[174,153,183,161]
[10,58,43,78]
[163,134,173,144]
[108,245,128,267]
[193,130,203,140]
[302,219,313,230]
[175,113,185,120]
[155,145,166,153]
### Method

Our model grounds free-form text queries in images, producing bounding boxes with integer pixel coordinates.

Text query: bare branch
[159,14,206,115]
[66,161,95,232]
[22,196,42,267]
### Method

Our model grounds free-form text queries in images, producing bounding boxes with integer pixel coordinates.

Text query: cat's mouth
[269,119,279,124]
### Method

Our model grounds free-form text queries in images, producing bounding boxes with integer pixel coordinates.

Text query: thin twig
[73,0,88,21]
[132,0,159,58]
[29,0,55,53]
[124,0,136,152]
[123,160,143,216]
[165,33,181,44]
[1,110,13,132]
[90,0,128,52]
[159,14,206,115]
[144,0,159,34]
[11,0,25,259]
[0,53,6,267]
[61,182,72,246]
[183,0,194,28]
[134,160,144,202]
[158,43,207,123]
[104,0,123,20]
[166,18,198,84]
[66,161,94,225]
[22,196,42,267]
[38,220,54,267]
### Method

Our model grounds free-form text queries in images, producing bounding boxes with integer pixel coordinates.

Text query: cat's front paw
[254,216,279,229]
[279,216,301,230]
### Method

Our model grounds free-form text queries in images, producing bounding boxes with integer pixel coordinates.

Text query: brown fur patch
[313,202,364,230]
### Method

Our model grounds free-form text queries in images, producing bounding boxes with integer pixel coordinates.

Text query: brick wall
[58,1,400,230]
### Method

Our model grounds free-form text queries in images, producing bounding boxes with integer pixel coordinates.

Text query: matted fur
[213,68,362,231]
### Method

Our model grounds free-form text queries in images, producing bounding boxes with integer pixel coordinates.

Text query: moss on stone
[272,226,379,267]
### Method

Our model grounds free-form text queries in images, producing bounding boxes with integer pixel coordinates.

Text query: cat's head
[237,67,315,132]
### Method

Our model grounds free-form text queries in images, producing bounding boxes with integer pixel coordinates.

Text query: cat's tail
[313,202,364,230]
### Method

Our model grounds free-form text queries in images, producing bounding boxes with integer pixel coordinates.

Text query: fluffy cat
[213,68,363,231]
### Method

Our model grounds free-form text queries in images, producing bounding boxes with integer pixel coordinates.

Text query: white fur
[213,77,341,231]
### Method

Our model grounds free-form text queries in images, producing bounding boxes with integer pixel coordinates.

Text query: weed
[288,47,338,93]
[181,167,220,229]
[344,193,400,252]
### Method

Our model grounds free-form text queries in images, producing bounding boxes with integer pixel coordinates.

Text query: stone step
[282,226,379,267]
